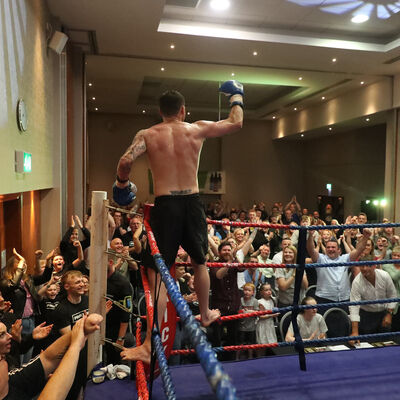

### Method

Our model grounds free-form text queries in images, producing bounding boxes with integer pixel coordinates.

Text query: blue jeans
[20,316,35,365]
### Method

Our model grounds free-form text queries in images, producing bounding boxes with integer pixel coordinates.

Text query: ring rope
[176,258,400,269]
[170,331,400,355]
[207,219,400,231]
[135,318,149,400]
[105,203,142,216]
[152,330,177,400]
[144,213,238,400]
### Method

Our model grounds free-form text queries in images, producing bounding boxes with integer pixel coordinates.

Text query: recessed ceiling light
[161,67,165,71]
[88,83,92,87]
[322,96,326,100]
[142,110,146,114]
[294,107,297,111]
[95,107,98,111]
[360,81,365,85]
[92,97,96,100]
[366,117,370,122]
[170,44,175,49]
[272,116,276,119]
[298,76,303,81]
[187,111,191,115]
[210,0,230,11]
[351,14,369,23]
[231,72,235,76]
[253,51,258,56]
[332,58,337,63]
[328,127,332,131]
[301,134,304,137]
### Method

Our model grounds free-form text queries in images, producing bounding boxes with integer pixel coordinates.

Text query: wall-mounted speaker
[48,31,68,55]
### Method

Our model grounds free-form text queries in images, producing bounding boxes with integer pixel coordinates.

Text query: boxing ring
[86,191,400,400]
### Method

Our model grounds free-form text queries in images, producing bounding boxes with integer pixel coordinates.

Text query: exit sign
[15,150,32,173]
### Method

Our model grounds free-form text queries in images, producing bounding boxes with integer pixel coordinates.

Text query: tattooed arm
[116,130,147,186]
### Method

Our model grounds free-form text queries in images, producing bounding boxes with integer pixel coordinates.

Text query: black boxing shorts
[148,193,208,269]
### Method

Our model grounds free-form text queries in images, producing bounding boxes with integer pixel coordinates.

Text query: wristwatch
[117,336,125,341]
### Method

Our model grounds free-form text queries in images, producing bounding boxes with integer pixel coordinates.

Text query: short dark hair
[159,90,185,117]
[218,242,232,252]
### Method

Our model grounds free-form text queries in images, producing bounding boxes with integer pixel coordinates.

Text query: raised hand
[32,322,53,340]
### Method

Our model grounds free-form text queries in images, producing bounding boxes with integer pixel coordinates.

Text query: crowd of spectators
[1,195,400,398]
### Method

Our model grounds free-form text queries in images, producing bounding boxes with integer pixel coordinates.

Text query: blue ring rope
[153,254,237,400]
[152,330,177,400]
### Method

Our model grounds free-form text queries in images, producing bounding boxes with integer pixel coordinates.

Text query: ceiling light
[301,134,304,137]
[360,81,365,85]
[322,96,326,100]
[351,14,369,23]
[210,0,230,11]
[332,58,337,63]
[170,44,175,49]
[294,107,297,111]
[187,112,191,115]
[231,72,235,76]
[366,118,370,122]
[88,83,92,87]
[298,76,303,81]
[253,51,258,56]
[95,107,98,111]
[328,127,332,131]
[92,97,96,100]
[142,110,146,114]
[161,67,165,71]
[272,116,276,119]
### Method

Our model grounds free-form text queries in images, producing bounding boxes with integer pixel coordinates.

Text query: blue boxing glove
[113,181,137,206]
[219,80,244,108]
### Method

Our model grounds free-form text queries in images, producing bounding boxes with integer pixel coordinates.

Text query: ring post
[87,191,108,374]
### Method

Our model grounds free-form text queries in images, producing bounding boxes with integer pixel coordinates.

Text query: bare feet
[200,309,221,327]
[121,344,151,364]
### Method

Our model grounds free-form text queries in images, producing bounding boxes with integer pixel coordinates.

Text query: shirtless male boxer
[113,80,244,363]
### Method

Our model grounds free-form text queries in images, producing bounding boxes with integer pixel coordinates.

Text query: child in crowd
[256,283,278,356]
[238,283,259,359]
[285,296,327,342]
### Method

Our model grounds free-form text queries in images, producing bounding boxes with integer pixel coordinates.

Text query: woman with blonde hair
[275,245,308,310]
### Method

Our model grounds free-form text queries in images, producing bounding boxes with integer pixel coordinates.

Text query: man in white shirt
[349,255,397,343]
[306,228,372,308]
[272,237,292,264]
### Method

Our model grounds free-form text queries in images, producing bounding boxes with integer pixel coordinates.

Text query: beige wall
[302,124,386,217]
[0,0,63,253]
[0,0,60,194]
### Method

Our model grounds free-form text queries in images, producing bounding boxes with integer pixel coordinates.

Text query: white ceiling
[46,0,400,125]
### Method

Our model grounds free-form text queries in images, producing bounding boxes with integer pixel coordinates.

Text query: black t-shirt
[6,355,46,400]
[106,272,132,337]
[49,295,89,337]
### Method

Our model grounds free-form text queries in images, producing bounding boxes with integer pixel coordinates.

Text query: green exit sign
[15,150,32,173]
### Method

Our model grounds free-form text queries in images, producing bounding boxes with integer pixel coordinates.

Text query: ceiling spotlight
[253,51,258,56]
[351,14,369,23]
[298,76,303,81]
[272,116,276,119]
[170,44,175,49]
[366,117,370,122]
[322,96,326,100]
[332,58,337,62]
[161,67,165,71]
[92,97,96,100]
[88,83,92,87]
[95,107,98,111]
[231,72,235,76]
[187,111,191,115]
[142,110,146,114]
[294,107,297,111]
[301,134,304,137]
[328,127,332,131]
[360,81,365,85]
[210,0,230,11]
